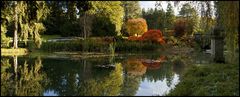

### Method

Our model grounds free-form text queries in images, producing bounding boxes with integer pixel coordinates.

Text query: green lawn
[168,63,239,96]
[41,35,61,41]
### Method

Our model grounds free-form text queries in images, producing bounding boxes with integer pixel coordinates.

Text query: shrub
[164,30,175,37]
[174,19,187,38]
[126,18,148,36]
[115,40,161,52]
[141,29,165,44]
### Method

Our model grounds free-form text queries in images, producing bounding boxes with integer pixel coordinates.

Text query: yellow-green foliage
[91,1,124,35]
[216,1,239,63]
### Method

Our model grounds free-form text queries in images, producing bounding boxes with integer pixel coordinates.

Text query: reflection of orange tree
[1,56,47,96]
[125,58,147,76]
[76,63,123,96]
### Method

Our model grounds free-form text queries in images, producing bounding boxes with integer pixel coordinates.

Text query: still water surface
[1,52,210,96]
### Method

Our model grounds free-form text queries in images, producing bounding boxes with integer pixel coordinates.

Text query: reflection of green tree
[44,59,123,96]
[1,58,11,73]
[172,57,186,75]
[1,58,12,96]
[119,58,144,96]
[120,75,141,96]
[77,63,123,96]
[1,56,47,96]
[143,61,174,87]
[43,59,85,96]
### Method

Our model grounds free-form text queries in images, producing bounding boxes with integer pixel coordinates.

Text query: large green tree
[1,1,13,47]
[91,1,124,36]
[1,1,50,48]
[77,1,93,38]
[215,1,239,63]
[179,3,199,36]
[121,1,141,22]
[43,1,65,35]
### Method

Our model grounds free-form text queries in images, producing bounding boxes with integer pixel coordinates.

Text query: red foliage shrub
[128,36,142,41]
[141,30,165,44]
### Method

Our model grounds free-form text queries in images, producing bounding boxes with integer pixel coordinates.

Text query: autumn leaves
[126,18,165,45]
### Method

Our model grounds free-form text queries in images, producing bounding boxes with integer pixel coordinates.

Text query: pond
[1,51,212,96]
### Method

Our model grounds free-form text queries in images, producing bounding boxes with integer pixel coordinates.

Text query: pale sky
[140,1,180,15]
[140,1,215,17]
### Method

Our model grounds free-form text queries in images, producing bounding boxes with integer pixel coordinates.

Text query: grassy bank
[1,48,28,56]
[167,63,239,96]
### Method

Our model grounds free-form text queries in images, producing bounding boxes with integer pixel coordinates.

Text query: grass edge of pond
[167,63,239,96]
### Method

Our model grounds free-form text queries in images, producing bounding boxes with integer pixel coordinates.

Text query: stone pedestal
[211,28,225,63]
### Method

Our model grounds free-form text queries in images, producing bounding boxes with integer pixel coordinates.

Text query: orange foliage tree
[126,18,148,36]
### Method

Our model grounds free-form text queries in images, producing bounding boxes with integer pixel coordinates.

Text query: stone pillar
[211,27,225,63]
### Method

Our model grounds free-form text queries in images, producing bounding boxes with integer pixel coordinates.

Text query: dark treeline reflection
[1,54,188,96]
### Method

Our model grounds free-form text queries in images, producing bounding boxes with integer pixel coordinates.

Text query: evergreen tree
[179,3,199,35]
[165,3,175,30]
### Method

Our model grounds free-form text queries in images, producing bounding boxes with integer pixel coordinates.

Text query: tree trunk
[13,1,18,49]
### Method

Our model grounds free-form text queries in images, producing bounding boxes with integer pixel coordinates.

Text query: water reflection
[1,54,188,96]
[121,55,181,96]
[1,56,47,96]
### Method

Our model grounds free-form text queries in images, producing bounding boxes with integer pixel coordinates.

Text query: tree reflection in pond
[124,58,147,76]
[1,56,47,96]
[121,55,187,96]
[44,59,123,96]
[76,63,123,96]
[1,54,190,96]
